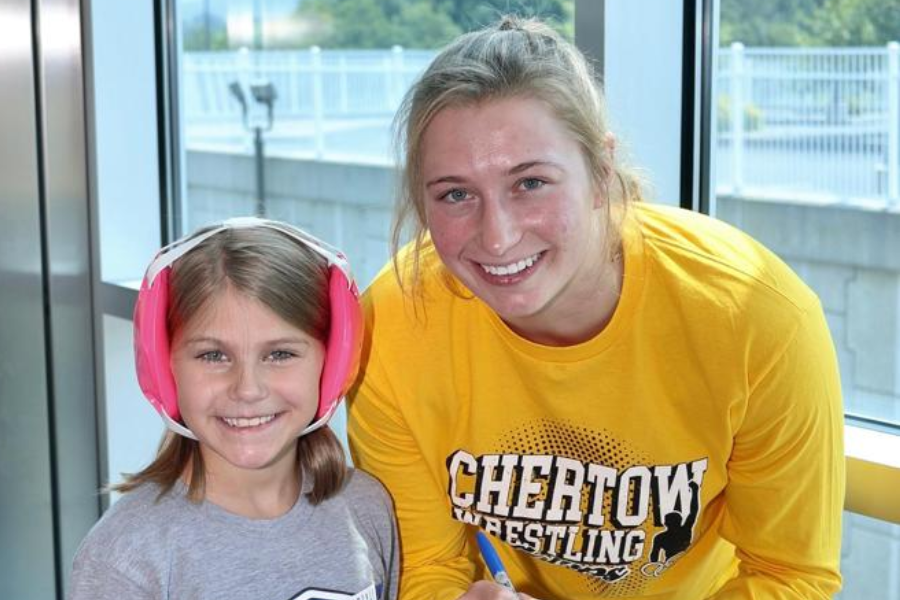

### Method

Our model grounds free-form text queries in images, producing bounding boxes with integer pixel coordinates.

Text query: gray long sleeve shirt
[69,469,398,600]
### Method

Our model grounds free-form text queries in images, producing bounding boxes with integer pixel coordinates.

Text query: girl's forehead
[177,288,283,338]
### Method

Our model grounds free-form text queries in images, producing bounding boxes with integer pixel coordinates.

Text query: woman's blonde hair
[391,15,642,294]
[115,225,347,505]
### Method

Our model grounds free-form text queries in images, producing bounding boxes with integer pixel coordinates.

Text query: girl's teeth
[481,253,539,276]
[222,414,276,428]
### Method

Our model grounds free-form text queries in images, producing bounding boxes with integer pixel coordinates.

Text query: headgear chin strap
[133,216,364,440]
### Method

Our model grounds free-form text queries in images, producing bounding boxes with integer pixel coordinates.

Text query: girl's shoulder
[74,483,192,565]
[343,467,390,497]
[332,468,395,524]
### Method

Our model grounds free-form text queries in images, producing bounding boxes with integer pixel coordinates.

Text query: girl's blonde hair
[115,225,347,505]
[391,15,642,294]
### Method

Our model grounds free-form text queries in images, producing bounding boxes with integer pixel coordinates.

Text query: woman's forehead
[420,98,584,174]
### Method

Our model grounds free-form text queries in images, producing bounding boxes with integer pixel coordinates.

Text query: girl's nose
[480,196,522,257]
[230,363,267,402]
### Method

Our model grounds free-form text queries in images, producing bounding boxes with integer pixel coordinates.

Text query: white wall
[603,0,683,206]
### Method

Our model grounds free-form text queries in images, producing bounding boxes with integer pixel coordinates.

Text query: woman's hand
[457,581,537,600]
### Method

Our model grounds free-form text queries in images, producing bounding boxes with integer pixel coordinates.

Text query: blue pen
[476,531,517,593]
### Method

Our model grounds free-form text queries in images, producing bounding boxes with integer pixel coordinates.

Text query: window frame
[86,0,900,527]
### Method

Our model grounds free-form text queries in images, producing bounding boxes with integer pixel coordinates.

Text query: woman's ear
[604,131,617,162]
[592,181,606,209]
[593,132,618,209]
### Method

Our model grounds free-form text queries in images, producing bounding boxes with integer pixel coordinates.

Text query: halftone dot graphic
[496,420,656,597]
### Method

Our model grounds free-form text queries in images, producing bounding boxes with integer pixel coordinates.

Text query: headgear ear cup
[316,266,364,421]
[133,267,179,421]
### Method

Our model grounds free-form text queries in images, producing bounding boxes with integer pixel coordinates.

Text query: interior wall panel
[37,0,101,589]
[0,1,60,598]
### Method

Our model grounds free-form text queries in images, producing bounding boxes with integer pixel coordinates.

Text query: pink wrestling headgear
[133,216,363,440]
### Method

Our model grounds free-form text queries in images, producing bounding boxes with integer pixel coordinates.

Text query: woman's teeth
[480,252,541,276]
[222,414,276,428]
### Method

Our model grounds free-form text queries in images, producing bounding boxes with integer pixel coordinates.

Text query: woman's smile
[473,250,546,284]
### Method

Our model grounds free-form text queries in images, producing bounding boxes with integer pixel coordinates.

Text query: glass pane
[102,314,165,503]
[91,0,164,286]
[839,512,900,598]
[713,2,900,426]
[176,0,574,288]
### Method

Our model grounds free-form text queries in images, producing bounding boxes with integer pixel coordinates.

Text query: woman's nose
[479,196,522,257]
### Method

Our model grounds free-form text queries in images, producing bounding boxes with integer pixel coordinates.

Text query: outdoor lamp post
[228,80,277,217]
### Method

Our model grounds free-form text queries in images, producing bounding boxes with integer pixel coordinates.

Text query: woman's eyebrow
[508,160,564,175]
[425,175,466,188]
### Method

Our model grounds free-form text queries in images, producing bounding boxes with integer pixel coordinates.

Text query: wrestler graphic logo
[288,583,381,600]
[642,479,701,577]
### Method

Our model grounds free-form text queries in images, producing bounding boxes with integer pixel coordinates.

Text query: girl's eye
[198,350,226,363]
[440,188,470,203]
[268,350,296,363]
[520,177,545,191]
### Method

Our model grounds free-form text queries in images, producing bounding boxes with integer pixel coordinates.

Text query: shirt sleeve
[348,340,476,600]
[69,554,155,600]
[711,299,845,599]
[368,475,402,600]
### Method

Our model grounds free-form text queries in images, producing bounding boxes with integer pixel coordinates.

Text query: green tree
[803,0,900,45]
[719,0,826,46]
[434,0,569,32]
[720,0,900,46]
[392,3,463,48]
[182,14,229,51]
[432,0,572,39]
[296,0,572,49]
[299,0,396,47]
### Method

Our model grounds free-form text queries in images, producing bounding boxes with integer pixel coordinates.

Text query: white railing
[717,42,900,207]
[181,44,900,206]
[181,47,435,161]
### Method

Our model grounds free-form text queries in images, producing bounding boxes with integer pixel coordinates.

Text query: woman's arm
[711,299,844,599]
[348,342,477,600]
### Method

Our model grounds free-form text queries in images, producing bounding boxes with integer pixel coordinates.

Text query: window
[173,0,575,288]
[709,0,900,594]
[90,0,576,485]
[78,1,900,597]
[712,11,900,427]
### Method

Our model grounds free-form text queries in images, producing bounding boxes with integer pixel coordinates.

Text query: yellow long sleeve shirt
[348,203,844,600]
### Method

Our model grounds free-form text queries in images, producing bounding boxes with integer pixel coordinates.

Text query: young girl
[70,217,398,600]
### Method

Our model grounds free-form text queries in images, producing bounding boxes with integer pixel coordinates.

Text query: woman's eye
[268,350,296,362]
[198,350,226,363]
[441,189,469,203]
[520,177,545,191]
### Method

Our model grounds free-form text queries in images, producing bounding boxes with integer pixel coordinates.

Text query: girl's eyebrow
[266,337,311,347]
[182,336,223,346]
[182,336,310,346]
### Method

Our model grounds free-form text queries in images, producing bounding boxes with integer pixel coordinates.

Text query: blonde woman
[348,16,843,600]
